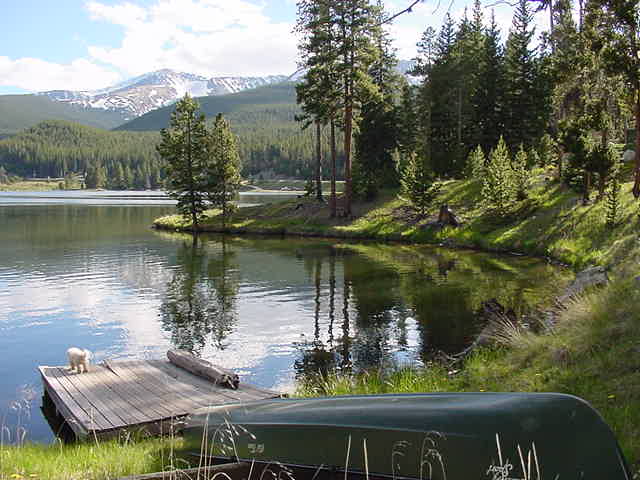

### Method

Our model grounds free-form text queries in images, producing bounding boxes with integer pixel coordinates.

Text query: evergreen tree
[605,159,621,228]
[354,6,400,199]
[503,0,543,148]
[85,163,99,189]
[512,144,530,199]
[477,11,506,152]
[333,0,385,215]
[205,114,242,228]
[429,14,459,176]
[400,153,441,216]
[397,83,418,157]
[482,136,515,216]
[465,145,486,179]
[295,0,341,212]
[585,0,640,197]
[157,95,209,230]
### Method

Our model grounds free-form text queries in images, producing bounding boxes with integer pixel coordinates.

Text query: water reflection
[154,238,567,384]
[0,202,570,442]
[160,237,239,355]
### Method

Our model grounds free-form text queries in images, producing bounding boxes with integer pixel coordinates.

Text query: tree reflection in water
[160,236,238,355]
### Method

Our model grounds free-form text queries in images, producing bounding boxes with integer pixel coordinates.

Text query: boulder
[437,204,460,227]
[622,150,635,162]
[556,266,609,305]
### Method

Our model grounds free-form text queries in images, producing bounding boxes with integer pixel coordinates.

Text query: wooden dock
[39,359,283,440]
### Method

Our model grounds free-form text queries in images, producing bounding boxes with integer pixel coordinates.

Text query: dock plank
[100,362,184,420]
[39,359,284,441]
[79,364,160,425]
[39,367,94,436]
[43,367,115,431]
[53,366,143,428]
[108,362,197,417]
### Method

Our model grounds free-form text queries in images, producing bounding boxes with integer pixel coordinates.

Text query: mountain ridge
[38,69,290,119]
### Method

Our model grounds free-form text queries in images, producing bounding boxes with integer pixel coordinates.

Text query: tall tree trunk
[549,1,555,53]
[344,101,353,216]
[315,120,323,201]
[633,92,640,198]
[583,170,591,205]
[187,115,198,231]
[330,118,337,218]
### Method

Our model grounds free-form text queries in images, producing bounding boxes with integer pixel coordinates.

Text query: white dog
[67,347,91,373]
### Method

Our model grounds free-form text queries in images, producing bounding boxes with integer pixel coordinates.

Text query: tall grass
[298,278,640,468]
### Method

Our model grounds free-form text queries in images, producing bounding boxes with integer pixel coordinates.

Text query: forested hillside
[0,121,163,189]
[115,82,299,131]
[0,94,127,137]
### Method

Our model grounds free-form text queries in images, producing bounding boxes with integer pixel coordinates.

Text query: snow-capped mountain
[39,69,288,120]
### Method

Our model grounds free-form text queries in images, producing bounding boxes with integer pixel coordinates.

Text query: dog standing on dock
[67,347,91,373]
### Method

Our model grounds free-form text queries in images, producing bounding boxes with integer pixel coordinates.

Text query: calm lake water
[0,191,570,443]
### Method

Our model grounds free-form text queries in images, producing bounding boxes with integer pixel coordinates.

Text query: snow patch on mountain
[39,69,288,120]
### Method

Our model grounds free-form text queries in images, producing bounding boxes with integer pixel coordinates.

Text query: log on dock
[167,350,239,389]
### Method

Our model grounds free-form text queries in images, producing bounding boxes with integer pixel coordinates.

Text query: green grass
[296,277,640,467]
[155,171,640,278]
[0,436,186,480]
[14,170,639,478]
[154,169,640,469]
[0,180,63,192]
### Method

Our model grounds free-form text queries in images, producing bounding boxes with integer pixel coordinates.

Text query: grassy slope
[156,168,640,467]
[0,95,126,137]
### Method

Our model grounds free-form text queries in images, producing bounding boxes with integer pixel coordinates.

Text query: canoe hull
[183,393,631,480]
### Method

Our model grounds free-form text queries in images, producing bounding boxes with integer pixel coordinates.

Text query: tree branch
[379,0,423,24]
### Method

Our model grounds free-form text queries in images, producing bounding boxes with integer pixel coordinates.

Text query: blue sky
[0,0,547,95]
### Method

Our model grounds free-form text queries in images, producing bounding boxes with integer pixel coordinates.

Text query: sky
[0,0,549,95]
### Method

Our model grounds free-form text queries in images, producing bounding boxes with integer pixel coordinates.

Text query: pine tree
[477,11,506,152]
[482,136,515,216]
[512,144,529,199]
[397,83,418,157]
[296,0,333,203]
[585,0,640,198]
[429,14,460,176]
[465,145,486,179]
[157,94,209,230]
[503,0,542,149]
[354,5,400,199]
[605,160,621,228]
[400,153,441,217]
[205,114,242,228]
[333,0,382,215]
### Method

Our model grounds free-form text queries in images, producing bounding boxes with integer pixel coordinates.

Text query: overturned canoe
[182,392,631,480]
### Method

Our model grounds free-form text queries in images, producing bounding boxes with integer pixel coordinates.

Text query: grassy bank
[156,170,640,468]
[0,180,63,192]
[155,170,640,275]
[0,436,185,480]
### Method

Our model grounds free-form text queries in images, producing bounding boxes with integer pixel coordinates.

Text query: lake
[0,191,570,443]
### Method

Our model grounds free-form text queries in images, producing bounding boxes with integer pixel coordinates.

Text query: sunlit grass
[298,278,640,465]
[0,436,186,480]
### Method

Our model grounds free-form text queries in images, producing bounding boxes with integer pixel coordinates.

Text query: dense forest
[293,0,637,217]
[1,0,638,201]
[0,83,347,186]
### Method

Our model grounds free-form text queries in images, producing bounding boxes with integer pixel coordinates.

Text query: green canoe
[183,392,631,479]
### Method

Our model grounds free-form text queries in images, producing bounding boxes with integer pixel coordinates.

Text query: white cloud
[0,56,121,92]
[86,0,298,78]
[0,0,551,93]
